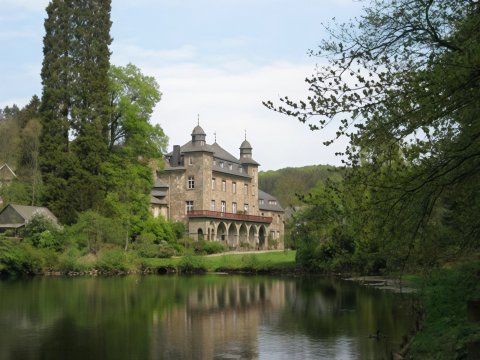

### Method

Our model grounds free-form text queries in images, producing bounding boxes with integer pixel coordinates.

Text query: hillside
[258,165,342,208]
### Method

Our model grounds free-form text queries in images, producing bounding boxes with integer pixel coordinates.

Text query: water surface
[0,275,415,359]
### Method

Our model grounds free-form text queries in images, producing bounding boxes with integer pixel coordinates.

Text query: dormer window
[228,163,233,170]
[220,162,224,168]
[268,200,277,205]
[259,199,264,205]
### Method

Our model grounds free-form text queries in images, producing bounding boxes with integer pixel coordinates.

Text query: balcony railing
[187,210,272,223]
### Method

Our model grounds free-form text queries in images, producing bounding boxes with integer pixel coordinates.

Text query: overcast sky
[0,0,365,171]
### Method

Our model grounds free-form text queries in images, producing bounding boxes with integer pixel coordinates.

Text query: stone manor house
[150,125,284,250]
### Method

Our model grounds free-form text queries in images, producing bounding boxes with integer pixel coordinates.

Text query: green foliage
[192,240,226,255]
[96,248,139,273]
[0,239,42,276]
[171,221,186,240]
[40,0,112,223]
[411,262,480,359]
[258,165,342,207]
[70,210,125,253]
[25,213,62,249]
[134,239,176,259]
[266,0,480,273]
[136,216,175,243]
[177,252,207,273]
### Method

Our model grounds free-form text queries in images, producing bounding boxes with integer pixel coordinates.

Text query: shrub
[177,252,207,273]
[193,240,226,255]
[0,238,43,276]
[134,241,175,258]
[96,248,138,273]
[25,214,63,250]
[58,247,90,273]
[171,221,186,240]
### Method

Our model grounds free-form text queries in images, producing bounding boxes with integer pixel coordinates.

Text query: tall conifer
[40,0,112,223]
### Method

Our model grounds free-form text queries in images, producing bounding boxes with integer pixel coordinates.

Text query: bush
[0,238,43,276]
[193,240,226,255]
[134,241,176,258]
[177,252,207,273]
[171,221,186,240]
[57,247,91,273]
[25,214,63,250]
[96,248,138,273]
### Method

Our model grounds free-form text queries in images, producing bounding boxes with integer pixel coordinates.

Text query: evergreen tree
[40,0,112,223]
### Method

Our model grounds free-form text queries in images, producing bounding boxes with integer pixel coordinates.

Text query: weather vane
[214,131,217,142]
[197,114,200,126]
[244,129,247,140]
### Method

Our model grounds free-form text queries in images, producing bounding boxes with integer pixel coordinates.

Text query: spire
[191,118,206,145]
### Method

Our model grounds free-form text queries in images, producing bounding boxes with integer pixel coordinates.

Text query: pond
[0,275,415,359]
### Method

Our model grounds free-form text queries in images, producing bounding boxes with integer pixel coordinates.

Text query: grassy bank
[408,261,480,359]
[142,250,297,273]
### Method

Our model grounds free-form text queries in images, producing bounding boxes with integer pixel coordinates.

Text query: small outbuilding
[0,203,58,237]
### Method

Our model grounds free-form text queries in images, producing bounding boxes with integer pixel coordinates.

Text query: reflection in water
[0,276,415,359]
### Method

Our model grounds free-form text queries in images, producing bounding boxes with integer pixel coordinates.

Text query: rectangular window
[187,176,195,189]
[222,180,226,192]
[239,167,243,173]
[244,204,249,214]
[259,199,264,205]
[211,200,215,211]
[188,157,193,165]
[244,184,248,195]
[228,163,233,170]
[232,182,237,193]
[232,202,237,213]
[220,162,224,168]
[211,178,216,190]
[186,201,194,214]
[221,201,226,213]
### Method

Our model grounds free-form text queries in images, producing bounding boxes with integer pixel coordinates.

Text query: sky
[0,0,365,171]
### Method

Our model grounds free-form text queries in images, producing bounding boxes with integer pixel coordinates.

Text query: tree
[102,64,167,249]
[265,0,480,270]
[40,0,113,223]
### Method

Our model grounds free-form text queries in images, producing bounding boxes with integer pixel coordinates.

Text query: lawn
[142,250,297,272]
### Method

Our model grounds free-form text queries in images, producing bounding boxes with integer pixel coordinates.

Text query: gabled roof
[258,190,284,212]
[0,163,17,178]
[0,204,58,226]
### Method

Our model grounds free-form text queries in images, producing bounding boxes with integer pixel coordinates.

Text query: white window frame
[232,202,237,213]
[187,176,195,189]
[186,201,194,213]
[221,201,226,213]
[211,200,215,211]
[222,180,226,192]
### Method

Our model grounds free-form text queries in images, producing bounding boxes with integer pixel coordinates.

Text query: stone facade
[151,125,284,250]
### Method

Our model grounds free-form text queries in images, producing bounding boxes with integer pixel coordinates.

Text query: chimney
[171,145,181,166]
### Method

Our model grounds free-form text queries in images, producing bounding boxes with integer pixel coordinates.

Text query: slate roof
[153,178,169,188]
[150,195,168,205]
[258,190,284,212]
[0,204,58,226]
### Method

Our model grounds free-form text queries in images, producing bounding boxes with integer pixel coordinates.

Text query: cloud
[115,45,348,170]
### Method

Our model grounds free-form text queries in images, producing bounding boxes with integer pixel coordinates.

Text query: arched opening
[239,224,248,249]
[258,226,266,250]
[217,222,227,242]
[248,226,256,247]
[227,224,237,248]
[197,228,204,240]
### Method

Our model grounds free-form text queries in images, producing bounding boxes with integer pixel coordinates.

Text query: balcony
[187,210,272,224]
